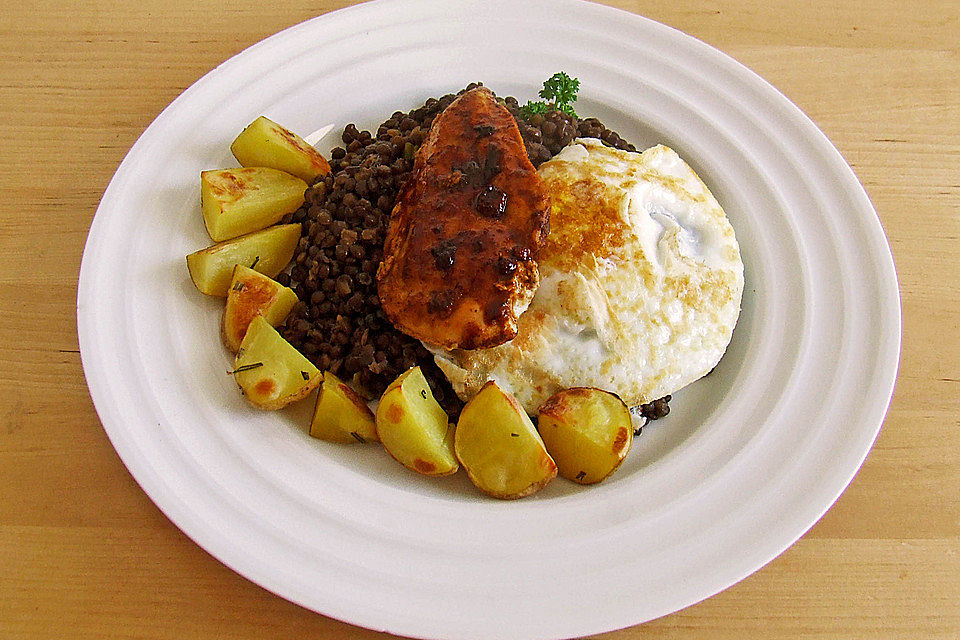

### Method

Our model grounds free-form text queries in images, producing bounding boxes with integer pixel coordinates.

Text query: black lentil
[640,395,672,420]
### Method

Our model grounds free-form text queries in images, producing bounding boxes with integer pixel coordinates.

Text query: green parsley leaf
[539,72,580,108]
[519,100,550,118]
[519,72,581,120]
[557,102,579,118]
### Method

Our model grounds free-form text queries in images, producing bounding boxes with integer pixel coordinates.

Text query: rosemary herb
[250,256,260,269]
[575,471,586,481]
[300,371,310,380]
[350,431,366,444]
[229,362,263,374]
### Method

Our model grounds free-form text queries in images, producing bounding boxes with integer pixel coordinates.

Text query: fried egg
[432,138,744,414]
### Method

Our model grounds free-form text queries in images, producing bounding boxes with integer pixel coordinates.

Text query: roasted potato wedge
[221,264,298,352]
[537,387,633,485]
[186,223,300,297]
[375,367,458,476]
[201,167,307,242]
[233,315,320,409]
[310,371,378,443]
[230,116,332,183]
[455,381,557,499]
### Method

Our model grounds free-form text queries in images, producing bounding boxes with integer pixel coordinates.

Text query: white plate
[78,1,901,638]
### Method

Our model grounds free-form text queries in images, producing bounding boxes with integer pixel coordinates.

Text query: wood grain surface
[1,0,957,638]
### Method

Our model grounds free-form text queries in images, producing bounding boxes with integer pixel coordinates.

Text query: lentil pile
[278,83,668,420]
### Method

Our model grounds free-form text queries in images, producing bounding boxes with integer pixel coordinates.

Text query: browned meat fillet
[377,87,551,350]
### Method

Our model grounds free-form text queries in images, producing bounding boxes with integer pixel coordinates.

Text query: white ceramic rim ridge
[77,1,902,639]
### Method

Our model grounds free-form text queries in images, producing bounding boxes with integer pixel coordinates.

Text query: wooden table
[2,1,957,637]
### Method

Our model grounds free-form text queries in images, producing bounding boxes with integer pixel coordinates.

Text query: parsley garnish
[520,72,580,119]
[518,100,550,118]
[540,72,580,108]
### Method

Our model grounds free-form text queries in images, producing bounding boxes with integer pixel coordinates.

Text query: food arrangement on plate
[185,73,744,499]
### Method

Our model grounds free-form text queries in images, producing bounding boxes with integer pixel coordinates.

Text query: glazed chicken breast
[377,87,550,350]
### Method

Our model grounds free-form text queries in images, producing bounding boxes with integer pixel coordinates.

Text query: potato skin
[455,381,556,499]
[537,387,633,485]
